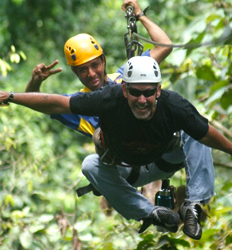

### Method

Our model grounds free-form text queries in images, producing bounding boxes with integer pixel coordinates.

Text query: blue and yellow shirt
[50,73,123,137]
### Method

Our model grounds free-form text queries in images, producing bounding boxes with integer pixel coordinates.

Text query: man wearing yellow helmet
[64,33,107,91]
[25,0,173,137]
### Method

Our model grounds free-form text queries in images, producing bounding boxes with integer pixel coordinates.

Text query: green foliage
[0,45,26,77]
[1,0,232,249]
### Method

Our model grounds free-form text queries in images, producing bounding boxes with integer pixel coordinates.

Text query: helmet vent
[71,54,76,61]
[66,46,76,61]
[90,37,95,44]
[153,63,159,77]
[127,61,133,77]
[66,46,75,54]
[90,37,99,50]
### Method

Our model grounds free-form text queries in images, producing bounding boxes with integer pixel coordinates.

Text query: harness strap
[155,158,184,173]
[76,184,101,197]
[126,166,141,185]
[99,130,133,167]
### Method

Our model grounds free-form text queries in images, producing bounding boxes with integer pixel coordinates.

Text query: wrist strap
[3,91,15,105]
[136,12,145,21]
[136,6,149,21]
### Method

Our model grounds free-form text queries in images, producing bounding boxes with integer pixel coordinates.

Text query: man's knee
[82,154,98,176]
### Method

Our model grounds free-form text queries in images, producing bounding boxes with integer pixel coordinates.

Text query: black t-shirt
[70,84,209,165]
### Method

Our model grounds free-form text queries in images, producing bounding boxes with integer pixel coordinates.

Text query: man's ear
[101,54,106,70]
[122,83,128,98]
[156,84,162,98]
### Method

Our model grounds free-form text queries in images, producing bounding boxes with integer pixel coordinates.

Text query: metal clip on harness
[124,5,145,59]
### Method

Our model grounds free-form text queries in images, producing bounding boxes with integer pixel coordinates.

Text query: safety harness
[76,128,184,197]
[76,128,141,197]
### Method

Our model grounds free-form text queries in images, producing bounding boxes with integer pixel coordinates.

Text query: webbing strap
[76,184,101,197]
[126,167,141,185]
[155,158,184,173]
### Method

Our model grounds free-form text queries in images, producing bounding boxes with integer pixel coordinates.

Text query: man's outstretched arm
[0,91,71,115]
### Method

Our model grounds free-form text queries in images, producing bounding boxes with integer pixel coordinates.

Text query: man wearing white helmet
[1,56,232,240]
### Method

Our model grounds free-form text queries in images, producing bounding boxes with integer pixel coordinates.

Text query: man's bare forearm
[1,91,71,115]
[139,15,173,64]
[199,125,232,156]
[25,77,42,92]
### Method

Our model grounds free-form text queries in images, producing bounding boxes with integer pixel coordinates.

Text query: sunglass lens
[128,88,141,97]
[143,88,157,97]
[128,88,157,97]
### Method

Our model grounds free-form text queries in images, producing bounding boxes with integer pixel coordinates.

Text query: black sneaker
[179,202,202,240]
[152,207,180,233]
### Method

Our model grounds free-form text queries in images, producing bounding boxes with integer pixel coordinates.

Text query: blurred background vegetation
[0,0,232,249]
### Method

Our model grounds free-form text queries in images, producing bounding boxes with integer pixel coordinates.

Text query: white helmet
[122,56,162,84]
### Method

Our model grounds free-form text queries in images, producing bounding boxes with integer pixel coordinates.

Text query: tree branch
[214,161,232,169]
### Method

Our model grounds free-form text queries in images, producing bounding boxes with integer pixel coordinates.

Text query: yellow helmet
[64,33,103,66]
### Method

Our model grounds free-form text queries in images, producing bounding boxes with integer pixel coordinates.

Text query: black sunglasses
[127,87,157,97]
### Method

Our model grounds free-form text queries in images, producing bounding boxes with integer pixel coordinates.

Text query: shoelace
[192,206,198,220]
[188,204,201,224]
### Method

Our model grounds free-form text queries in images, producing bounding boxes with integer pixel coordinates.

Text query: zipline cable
[133,27,232,49]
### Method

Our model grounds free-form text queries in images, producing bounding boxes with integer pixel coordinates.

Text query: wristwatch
[3,91,15,105]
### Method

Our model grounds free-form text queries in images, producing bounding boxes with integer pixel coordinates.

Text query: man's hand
[32,60,62,83]
[121,0,142,16]
[25,60,62,92]
[0,91,10,107]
